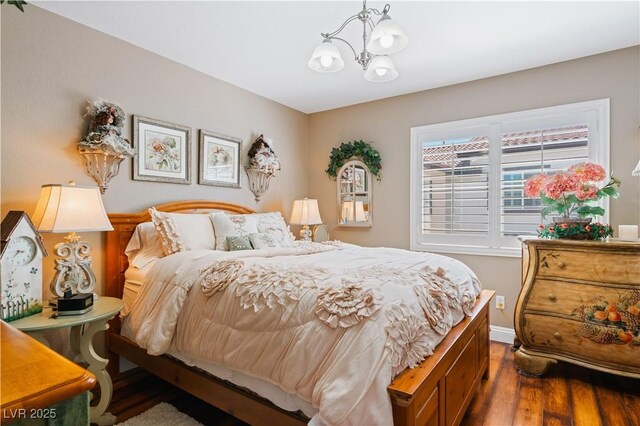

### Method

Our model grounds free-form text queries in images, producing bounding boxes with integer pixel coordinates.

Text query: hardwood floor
[109,342,640,426]
[461,342,640,426]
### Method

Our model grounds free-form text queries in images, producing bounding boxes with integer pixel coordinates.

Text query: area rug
[116,402,203,426]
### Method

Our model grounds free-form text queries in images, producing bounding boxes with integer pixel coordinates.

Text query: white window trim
[410,98,610,257]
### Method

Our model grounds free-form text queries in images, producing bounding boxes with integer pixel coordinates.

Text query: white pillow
[249,232,280,249]
[149,207,216,255]
[210,213,259,250]
[124,222,165,268]
[254,212,294,247]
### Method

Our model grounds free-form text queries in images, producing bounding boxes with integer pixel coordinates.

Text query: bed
[105,200,494,426]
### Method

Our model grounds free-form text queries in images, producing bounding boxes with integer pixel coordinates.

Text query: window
[410,99,609,256]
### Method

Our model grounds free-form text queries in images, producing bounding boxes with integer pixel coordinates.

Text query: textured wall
[308,46,640,329]
[1,7,309,297]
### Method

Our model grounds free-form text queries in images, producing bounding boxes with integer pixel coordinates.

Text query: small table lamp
[341,200,367,223]
[290,198,322,241]
[31,183,113,298]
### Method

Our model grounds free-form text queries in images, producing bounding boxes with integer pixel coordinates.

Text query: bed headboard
[105,200,255,304]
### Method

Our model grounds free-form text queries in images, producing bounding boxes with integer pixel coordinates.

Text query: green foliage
[538,222,613,240]
[1,0,27,12]
[325,140,382,180]
[576,206,605,217]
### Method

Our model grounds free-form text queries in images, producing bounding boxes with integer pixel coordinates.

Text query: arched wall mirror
[337,160,373,227]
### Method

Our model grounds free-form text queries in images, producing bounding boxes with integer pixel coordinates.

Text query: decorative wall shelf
[244,167,275,202]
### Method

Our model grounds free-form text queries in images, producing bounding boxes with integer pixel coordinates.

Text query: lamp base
[50,232,97,298]
[298,225,312,241]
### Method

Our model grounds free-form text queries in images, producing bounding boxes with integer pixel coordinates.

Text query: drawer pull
[556,261,566,269]
[554,332,562,339]
[548,294,557,301]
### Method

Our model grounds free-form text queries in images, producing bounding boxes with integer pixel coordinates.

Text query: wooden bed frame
[105,200,494,426]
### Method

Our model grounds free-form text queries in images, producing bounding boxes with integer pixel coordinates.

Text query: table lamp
[341,200,367,223]
[31,183,113,298]
[290,198,322,241]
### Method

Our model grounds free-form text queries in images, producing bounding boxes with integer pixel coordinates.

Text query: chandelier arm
[322,14,361,39]
[328,36,359,60]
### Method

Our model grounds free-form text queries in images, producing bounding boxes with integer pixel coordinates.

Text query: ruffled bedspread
[122,242,481,426]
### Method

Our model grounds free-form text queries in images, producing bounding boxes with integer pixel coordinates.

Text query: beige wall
[1,7,308,297]
[308,46,640,329]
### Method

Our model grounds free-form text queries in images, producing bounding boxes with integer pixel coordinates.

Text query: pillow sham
[227,235,253,251]
[210,213,259,250]
[124,221,165,269]
[149,207,216,255]
[248,232,280,249]
[254,212,295,247]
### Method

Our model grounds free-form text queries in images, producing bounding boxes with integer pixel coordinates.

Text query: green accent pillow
[226,235,253,251]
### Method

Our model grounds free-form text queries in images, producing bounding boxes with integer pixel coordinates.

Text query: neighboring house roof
[423,125,588,166]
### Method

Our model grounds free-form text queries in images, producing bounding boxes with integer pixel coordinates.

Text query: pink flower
[524,174,547,197]
[543,172,580,199]
[575,184,599,201]
[569,162,606,183]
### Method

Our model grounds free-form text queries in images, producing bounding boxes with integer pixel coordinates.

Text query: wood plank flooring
[110,342,640,426]
[461,343,640,426]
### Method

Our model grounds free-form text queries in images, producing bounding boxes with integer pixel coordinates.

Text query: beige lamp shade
[290,198,322,225]
[32,184,113,233]
[341,201,367,222]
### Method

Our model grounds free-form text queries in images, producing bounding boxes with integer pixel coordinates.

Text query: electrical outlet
[496,295,506,310]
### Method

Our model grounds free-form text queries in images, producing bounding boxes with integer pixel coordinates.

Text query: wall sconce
[78,148,126,194]
[245,134,281,202]
[245,167,275,202]
[78,100,135,193]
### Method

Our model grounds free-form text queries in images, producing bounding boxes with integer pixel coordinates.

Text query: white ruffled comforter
[122,242,481,426]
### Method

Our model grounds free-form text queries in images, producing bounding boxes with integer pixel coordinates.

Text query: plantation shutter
[416,125,492,247]
[500,125,590,238]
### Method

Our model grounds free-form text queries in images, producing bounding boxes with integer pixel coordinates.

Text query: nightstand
[10,297,124,425]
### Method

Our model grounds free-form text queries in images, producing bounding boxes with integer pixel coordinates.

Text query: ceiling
[34,1,640,114]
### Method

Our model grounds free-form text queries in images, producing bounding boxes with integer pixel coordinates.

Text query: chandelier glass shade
[308,1,408,82]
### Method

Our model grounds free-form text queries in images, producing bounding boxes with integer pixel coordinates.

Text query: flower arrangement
[538,222,613,240]
[523,162,619,240]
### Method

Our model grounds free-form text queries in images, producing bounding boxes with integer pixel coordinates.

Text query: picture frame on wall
[132,115,191,184]
[199,129,242,188]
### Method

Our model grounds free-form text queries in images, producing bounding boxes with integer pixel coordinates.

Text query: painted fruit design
[572,290,640,346]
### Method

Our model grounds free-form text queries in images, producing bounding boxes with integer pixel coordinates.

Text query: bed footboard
[389,290,494,426]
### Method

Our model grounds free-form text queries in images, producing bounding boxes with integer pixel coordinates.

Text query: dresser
[514,239,640,378]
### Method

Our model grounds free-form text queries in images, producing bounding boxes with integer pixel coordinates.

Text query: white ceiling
[34,1,640,114]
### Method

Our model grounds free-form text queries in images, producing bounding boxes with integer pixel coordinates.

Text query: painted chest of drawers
[514,239,640,378]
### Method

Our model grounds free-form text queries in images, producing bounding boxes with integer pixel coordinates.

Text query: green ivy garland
[325,140,382,181]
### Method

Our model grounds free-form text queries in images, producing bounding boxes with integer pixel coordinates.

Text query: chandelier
[308,1,408,82]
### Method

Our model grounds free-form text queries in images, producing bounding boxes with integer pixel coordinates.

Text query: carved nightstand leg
[515,348,557,376]
[79,319,116,425]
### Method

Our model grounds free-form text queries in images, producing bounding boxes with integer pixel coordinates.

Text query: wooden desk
[0,321,96,424]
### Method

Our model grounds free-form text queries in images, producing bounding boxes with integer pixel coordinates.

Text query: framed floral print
[199,129,242,188]
[133,115,191,184]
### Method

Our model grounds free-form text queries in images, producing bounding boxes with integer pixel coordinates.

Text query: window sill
[410,243,522,258]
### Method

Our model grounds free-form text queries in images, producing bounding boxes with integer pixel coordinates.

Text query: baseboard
[490,325,516,344]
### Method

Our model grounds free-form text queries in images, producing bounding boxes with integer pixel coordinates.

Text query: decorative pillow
[249,233,280,249]
[226,235,253,251]
[254,212,295,247]
[149,207,216,255]
[210,213,259,250]
[124,222,165,268]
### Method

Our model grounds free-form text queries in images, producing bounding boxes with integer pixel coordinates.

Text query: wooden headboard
[105,200,255,304]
